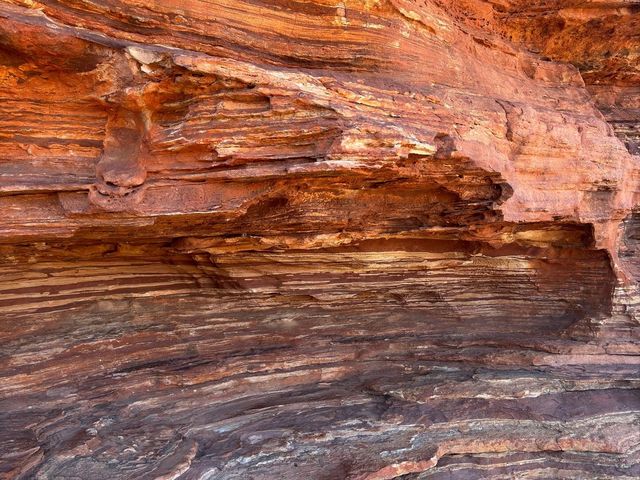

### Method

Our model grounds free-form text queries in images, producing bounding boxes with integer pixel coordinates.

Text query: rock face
[0,1,639,478]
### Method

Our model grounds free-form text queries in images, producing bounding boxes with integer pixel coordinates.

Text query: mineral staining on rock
[0,1,639,479]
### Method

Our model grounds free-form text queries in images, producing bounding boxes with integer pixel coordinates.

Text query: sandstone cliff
[0,1,639,479]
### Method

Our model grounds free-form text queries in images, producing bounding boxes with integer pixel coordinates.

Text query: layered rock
[0,1,639,479]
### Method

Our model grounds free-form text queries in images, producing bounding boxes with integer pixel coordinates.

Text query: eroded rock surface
[0,1,639,478]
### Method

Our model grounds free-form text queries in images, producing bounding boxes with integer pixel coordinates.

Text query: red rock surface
[0,1,639,479]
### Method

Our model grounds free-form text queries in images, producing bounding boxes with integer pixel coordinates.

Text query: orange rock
[0,1,638,478]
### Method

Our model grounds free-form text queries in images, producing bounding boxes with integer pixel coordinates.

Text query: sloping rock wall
[0,1,639,478]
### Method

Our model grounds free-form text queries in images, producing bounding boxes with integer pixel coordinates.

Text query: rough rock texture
[0,1,639,479]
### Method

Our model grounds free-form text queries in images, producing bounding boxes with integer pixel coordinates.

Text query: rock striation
[0,1,639,479]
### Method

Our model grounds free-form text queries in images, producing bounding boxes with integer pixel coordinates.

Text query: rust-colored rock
[0,1,639,479]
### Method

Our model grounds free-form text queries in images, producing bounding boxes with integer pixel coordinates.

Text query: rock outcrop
[0,1,638,478]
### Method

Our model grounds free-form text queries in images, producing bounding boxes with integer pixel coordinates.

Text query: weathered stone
[0,1,638,479]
